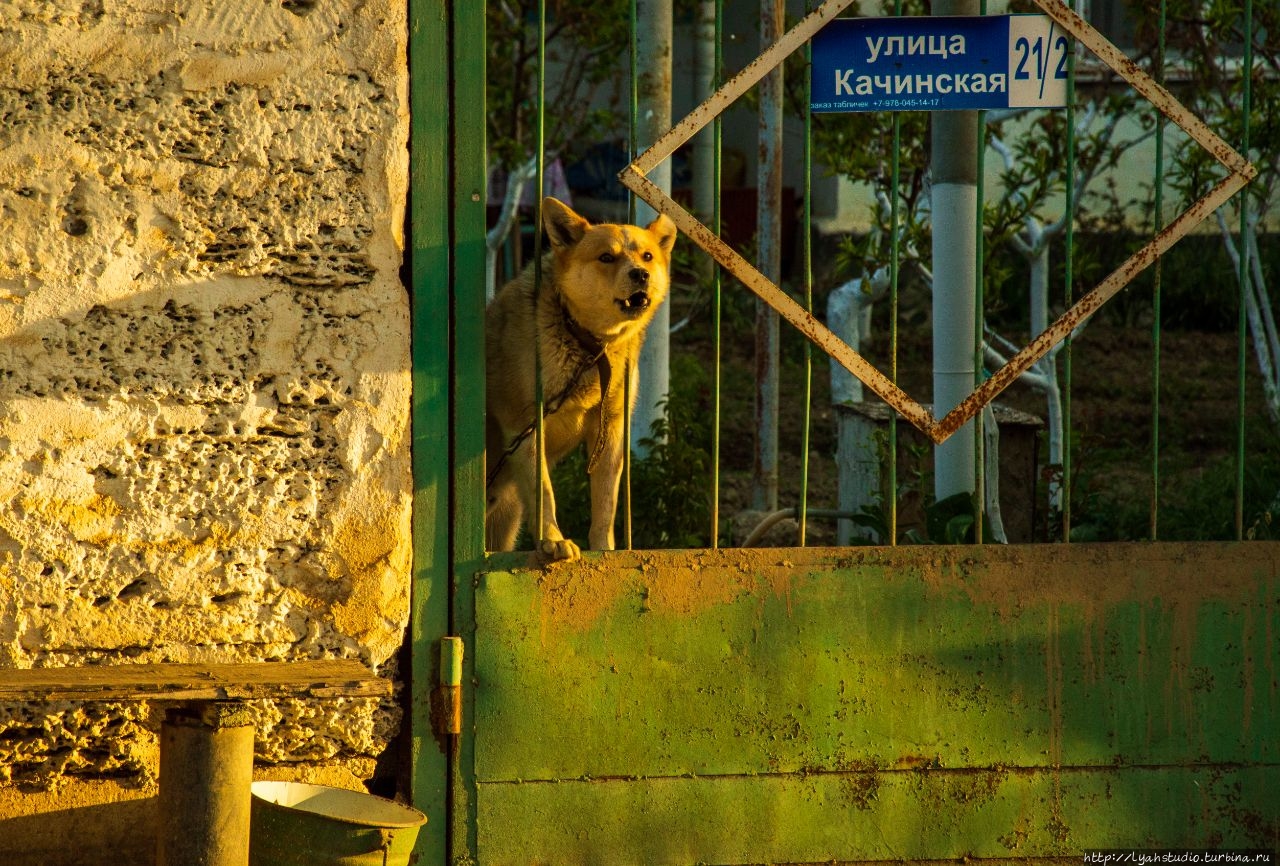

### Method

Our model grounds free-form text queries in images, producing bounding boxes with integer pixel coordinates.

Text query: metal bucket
[249,781,427,866]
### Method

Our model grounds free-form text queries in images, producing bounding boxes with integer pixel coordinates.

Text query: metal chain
[485,347,607,489]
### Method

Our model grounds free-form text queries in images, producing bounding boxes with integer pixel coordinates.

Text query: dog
[485,197,677,561]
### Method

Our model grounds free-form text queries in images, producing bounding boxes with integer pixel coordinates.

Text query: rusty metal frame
[619,0,1256,445]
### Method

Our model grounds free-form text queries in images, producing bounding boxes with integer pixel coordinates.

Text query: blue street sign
[811,15,1070,112]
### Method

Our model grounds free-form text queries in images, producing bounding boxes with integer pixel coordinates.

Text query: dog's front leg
[513,436,581,561]
[586,408,625,552]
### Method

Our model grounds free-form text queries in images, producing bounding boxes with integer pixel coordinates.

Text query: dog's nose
[629,267,649,286]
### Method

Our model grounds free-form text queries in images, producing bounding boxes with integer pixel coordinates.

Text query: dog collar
[561,306,605,359]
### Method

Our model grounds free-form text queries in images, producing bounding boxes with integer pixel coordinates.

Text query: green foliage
[486,0,633,171]
[1069,449,1280,543]
[845,493,1000,546]
[1121,0,1280,213]
[628,398,715,549]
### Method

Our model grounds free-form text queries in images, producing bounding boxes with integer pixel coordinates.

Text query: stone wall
[0,0,410,794]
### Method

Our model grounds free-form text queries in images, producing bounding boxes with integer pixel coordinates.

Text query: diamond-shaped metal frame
[619,0,1256,445]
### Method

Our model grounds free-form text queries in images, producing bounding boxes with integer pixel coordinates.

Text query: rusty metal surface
[620,167,939,435]
[934,169,1255,439]
[473,543,1280,864]
[621,4,1257,447]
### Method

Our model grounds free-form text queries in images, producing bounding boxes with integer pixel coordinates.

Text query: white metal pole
[931,0,980,503]
[632,0,674,455]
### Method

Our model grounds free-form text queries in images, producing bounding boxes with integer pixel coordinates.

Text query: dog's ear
[543,197,590,250]
[645,213,678,257]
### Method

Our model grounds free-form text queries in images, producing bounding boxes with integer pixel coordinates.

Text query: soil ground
[669,292,1279,545]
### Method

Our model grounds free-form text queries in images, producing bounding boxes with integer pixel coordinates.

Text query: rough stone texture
[0,0,410,790]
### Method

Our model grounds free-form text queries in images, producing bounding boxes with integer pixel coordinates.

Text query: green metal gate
[408,2,1280,863]
[471,544,1279,863]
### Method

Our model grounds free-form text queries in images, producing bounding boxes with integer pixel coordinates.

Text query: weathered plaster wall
[0,0,410,792]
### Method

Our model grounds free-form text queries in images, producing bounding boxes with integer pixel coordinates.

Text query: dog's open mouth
[617,291,651,314]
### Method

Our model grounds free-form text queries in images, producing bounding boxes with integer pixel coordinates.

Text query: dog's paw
[539,537,581,562]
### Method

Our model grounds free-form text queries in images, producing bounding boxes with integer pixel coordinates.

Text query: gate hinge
[436,636,464,736]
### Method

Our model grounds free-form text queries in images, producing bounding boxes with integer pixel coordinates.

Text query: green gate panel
[477,766,1277,864]
[472,544,1280,862]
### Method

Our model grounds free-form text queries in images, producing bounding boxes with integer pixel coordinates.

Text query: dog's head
[543,196,677,341]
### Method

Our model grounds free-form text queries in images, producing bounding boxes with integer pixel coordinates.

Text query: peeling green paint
[470,544,1280,863]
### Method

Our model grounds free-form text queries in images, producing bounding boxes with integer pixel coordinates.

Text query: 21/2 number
[1014,34,1069,80]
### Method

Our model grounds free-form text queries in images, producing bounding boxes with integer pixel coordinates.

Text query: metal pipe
[710,0,723,548]
[692,1,717,225]
[156,703,254,866]
[753,0,784,511]
[532,0,547,543]
[799,0,814,546]
[932,0,981,504]
[632,0,674,456]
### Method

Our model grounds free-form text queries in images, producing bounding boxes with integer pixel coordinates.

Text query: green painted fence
[470,544,1279,863]
[408,3,1280,862]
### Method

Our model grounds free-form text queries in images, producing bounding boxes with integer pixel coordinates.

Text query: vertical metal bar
[1233,0,1254,537]
[624,362,633,549]
[753,0,784,512]
[888,0,902,546]
[626,0,637,532]
[532,0,547,546]
[974,118,986,543]
[629,0,638,226]
[798,0,814,546]
[1061,0,1077,543]
[407,1,451,860]
[1234,0,1254,541]
[449,2,488,859]
[450,1,489,590]
[1150,0,1167,540]
[973,0,988,544]
[711,0,723,548]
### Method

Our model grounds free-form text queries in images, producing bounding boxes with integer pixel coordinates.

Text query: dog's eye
[598,253,615,264]
[642,251,653,262]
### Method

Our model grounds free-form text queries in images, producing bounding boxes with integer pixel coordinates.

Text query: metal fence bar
[1235,0,1255,541]
[532,0,548,546]
[710,0,723,549]
[625,0,638,545]
[611,1,1261,554]
[1061,3,1076,542]
[1150,0,1168,540]
[974,136,986,541]
[628,0,639,226]
[888,0,902,545]
[972,0,988,544]
[798,3,815,546]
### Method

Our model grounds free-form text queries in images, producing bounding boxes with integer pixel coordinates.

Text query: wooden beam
[0,660,390,702]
